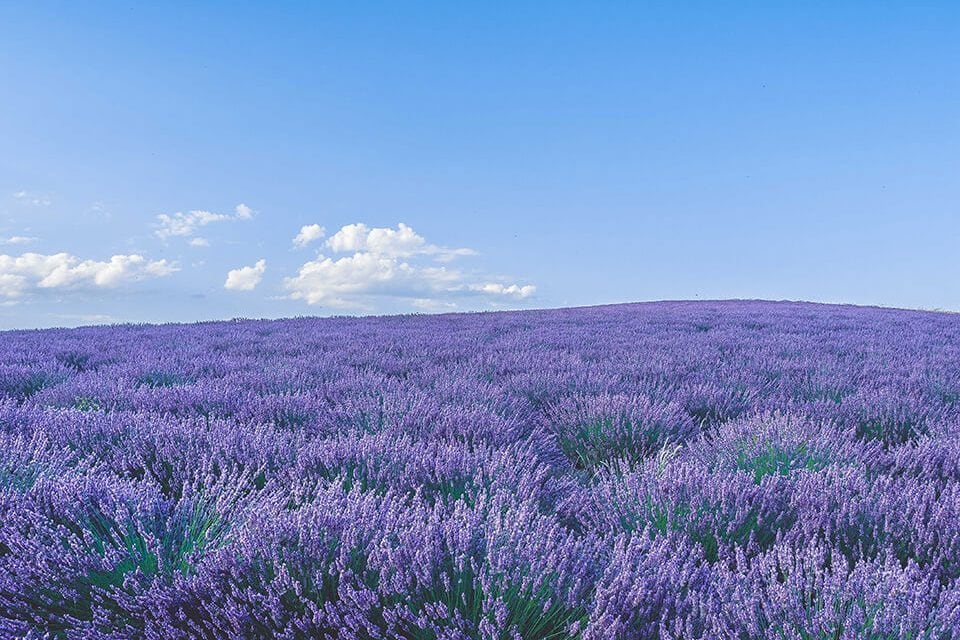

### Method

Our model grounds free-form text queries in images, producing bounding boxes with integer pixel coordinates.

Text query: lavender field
[2,300,960,638]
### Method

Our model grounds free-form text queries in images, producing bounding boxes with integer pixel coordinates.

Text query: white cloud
[0,252,178,299]
[470,283,536,298]
[154,203,253,243]
[325,222,475,260]
[292,224,326,248]
[0,236,37,246]
[143,260,178,277]
[325,222,423,256]
[224,259,266,291]
[285,252,459,307]
[13,191,51,207]
[155,210,229,239]
[0,274,25,299]
[189,237,210,247]
[284,222,532,310]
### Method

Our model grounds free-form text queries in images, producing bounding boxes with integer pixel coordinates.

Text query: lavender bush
[1,300,960,638]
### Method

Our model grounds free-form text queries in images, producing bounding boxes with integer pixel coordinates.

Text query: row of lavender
[1,301,960,638]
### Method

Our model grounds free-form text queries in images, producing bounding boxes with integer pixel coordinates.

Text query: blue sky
[1,2,958,328]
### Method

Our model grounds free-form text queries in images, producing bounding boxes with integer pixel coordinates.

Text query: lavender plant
[0,300,959,638]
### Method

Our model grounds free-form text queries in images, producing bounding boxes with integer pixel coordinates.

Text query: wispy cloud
[12,191,51,207]
[88,201,111,218]
[469,283,536,297]
[154,203,253,244]
[0,236,38,246]
[284,222,532,309]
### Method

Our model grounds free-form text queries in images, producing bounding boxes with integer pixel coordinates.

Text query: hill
[1,300,959,637]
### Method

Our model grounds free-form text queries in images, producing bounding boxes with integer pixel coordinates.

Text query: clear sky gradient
[1,2,958,328]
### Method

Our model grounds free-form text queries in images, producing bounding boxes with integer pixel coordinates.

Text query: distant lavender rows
[2,301,960,638]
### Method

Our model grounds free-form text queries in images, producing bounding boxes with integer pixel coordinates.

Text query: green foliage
[73,396,103,412]
[734,442,829,484]
[135,371,188,388]
[309,459,479,506]
[9,372,62,399]
[800,384,849,404]
[0,460,43,493]
[855,417,924,447]
[399,560,588,639]
[56,351,94,373]
[606,478,791,563]
[271,408,315,430]
[8,493,235,637]
[558,418,668,474]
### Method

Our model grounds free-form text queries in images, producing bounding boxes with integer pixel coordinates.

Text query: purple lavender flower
[0,300,958,637]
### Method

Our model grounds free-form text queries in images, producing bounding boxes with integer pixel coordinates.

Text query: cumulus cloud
[0,236,37,246]
[292,224,326,248]
[285,252,459,306]
[284,222,533,310]
[325,222,475,260]
[0,252,178,299]
[326,222,423,256]
[155,203,253,243]
[224,259,266,291]
[189,237,210,247]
